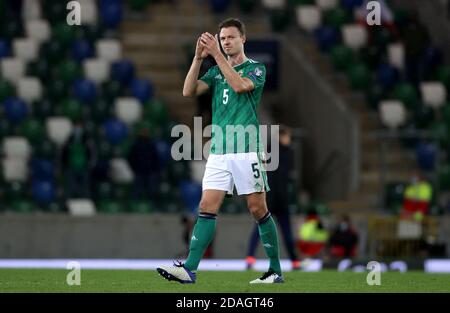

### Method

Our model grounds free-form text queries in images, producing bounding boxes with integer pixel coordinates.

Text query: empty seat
[79,0,98,25]
[420,82,447,109]
[96,39,122,62]
[17,77,43,104]
[23,0,42,21]
[342,24,368,51]
[379,100,406,129]
[2,137,32,160]
[296,6,322,32]
[114,97,143,125]
[46,117,73,146]
[1,58,26,84]
[66,199,96,216]
[2,158,28,182]
[388,42,404,71]
[83,58,110,84]
[262,0,286,9]
[316,0,338,9]
[25,20,51,43]
[13,38,39,62]
[109,158,134,183]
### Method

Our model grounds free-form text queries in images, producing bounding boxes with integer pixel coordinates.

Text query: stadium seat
[112,59,135,84]
[330,44,353,71]
[342,24,368,51]
[45,80,69,102]
[438,165,450,190]
[79,0,98,25]
[442,104,450,125]
[98,200,122,213]
[436,65,450,91]
[101,80,124,101]
[360,45,383,70]
[377,63,399,90]
[114,97,142,125]
[210,0,231,13]
[365,83,386,110]
[2,137,31,160]
[103,118,128,145]
[1,58,26,84]
[379,100,406,129]
[73,78,97,103]
[31,158,55,182]
[384,182,405,213]
[53,23,76,47]
[96,39,122,62]
[3,97,28,124]
[44,1,67,25]
[296,5,322,32]
[129,200,153,213]
[415,142,437,171]
[414,104,434,129]
[314,25,339,52]
[269,9,291,32]
[71,39,94,62]
[323,7,351,29]
[17,77,43,104]
[25,20,51,44]
[57,60,82,84]
[347,62,370,90]
[19,118,44,143]
[10,200,34,213]
[143,98,169,125]
[0,79,14,101]
[262,0,286,9]
[155,139,172,167]
[61,99,83,121]
[387,43,404,71]
[179,180,202,213]
[46,117,73,146]
[1,20,23,41]
[129,78,153,103]
[32,180,55,205]
[23,0,42,21]
[100,1,123,29]
[0,39,11,58]
[129,0,151,11]
[109,158,134,184]
[66,199,96,216]
[2,158,28,182]
[420,82,447,109]
[39,41,66,64]
[238,0,257,13]
[84,59,110,84]
[393,83,418,110]
[430,122,449,147]
[27,59,50,80]
[316,0,338,9]
[341,0,363,10]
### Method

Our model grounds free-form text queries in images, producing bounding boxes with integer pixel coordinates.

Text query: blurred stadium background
[1,0,450,275]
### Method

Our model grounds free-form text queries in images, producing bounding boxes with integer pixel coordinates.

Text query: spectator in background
[297,208,329,259]
[399,10,431,86]
[401,170,433,221]
[127,127,160,201]
[61,120,95,199]
[246,126,301,270]
[327,214,359,259]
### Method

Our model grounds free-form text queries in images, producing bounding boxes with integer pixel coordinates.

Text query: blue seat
[314,26,339,52]
[73,78,97,104]
[155,139,172,167]
[104,118,128,145]
[341,0,364,11]
[100,2,123,29]
[130,78,153,103]
[112,59,135,85]
[210,0,231,13]
[179,180,202,214]
[416,142,437,171]
[32,180,55,205]
[3,97,28,124]
[377,63,399,89]
[0,39,10,59]
[31,159,55,182]
[71,39,94,62]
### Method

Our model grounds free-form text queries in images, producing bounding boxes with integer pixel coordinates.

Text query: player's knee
[248,205,267,220]
[199,198,217,213]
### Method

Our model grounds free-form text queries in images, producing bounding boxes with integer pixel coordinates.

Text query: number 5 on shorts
[251,162,260,178]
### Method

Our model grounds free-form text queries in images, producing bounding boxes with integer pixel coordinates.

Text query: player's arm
[183,37,210,98]
[200,33,254,94]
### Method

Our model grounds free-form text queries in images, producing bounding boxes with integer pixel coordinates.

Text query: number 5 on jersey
[223,88,229,105]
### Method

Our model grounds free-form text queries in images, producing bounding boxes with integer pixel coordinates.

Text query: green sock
[184,212,217,271]
[258,213,282,275]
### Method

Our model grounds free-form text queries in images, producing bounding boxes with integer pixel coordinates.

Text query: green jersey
[200,59,266,155]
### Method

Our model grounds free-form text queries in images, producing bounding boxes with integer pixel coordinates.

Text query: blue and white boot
[157,261,196,284]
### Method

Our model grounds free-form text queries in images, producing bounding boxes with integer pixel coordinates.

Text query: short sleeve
[245,63,266,89]
[199,66,217,88]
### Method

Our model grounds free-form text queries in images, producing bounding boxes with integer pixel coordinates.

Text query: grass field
[0,269,449,293]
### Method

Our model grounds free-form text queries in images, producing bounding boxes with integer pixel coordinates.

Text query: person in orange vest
[401,170,433,220]
[296,209,329,258]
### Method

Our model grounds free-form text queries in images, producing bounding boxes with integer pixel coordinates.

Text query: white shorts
[202,152,270,195]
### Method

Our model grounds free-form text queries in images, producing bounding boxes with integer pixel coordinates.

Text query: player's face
[219,27,245,56]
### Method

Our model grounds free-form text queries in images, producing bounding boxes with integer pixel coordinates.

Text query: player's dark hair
[219,18,246,36]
